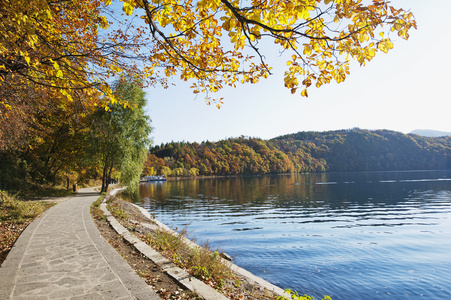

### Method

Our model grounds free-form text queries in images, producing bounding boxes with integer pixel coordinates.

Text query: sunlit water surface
[137,170,451,299]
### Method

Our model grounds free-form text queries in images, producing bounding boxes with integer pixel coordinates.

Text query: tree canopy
[89,78,151,193]
[129,0,416,102]
[1,0,417,112]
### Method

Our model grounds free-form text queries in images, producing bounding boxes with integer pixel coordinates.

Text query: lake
[137,170,451,299]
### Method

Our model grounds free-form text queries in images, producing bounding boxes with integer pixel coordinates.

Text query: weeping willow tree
[90,77,152,193]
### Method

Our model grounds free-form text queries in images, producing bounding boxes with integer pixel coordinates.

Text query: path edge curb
[132,202,288,298]
[101,189,229,300]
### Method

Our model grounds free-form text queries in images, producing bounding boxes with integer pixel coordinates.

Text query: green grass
[1,190,55,265]
[17,185,75,199]
[145,227,233,288]
[107,201,129,220]
[0,190,54,224]
[90,196,106,220]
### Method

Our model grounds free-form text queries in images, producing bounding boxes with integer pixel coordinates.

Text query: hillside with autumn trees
[143,129,451,177]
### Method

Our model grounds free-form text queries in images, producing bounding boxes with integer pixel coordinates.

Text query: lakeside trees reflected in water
[139,171,450,211]
[137,171,451,299]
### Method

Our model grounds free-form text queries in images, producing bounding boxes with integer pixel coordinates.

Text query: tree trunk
[104,161,114,193]
[101,163,108,193]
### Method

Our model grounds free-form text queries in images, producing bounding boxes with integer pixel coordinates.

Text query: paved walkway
[0,187,160,300]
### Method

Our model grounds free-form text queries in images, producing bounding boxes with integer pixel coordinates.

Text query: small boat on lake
[141,175,166,182]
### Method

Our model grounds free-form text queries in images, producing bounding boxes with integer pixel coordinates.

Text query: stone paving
[0,187,160,300]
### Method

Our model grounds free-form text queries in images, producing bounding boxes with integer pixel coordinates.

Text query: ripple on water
[139,171,451,300]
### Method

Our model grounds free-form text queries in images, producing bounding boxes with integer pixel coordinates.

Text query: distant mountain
[273,128,451,172]
[146,128,451,177]
[410,129,451,137]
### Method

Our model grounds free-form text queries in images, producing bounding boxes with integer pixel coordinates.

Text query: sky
[144,1,451,145]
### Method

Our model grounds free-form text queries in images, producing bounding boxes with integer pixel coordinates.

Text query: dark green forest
[144,129,451,177]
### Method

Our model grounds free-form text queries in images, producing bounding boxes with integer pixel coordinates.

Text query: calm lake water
[137,170,451,299]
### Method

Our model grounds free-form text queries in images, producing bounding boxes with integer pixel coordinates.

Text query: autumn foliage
[119,0,416,102]
[146,130,451,177]
[1,1,417,190]
[1,0,417,111]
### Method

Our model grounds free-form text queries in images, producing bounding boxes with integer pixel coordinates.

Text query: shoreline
[106,188,287,299]
[162,172,307,182]
[132,201,286,296]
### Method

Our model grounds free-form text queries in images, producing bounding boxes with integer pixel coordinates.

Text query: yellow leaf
[45,9,52,20]
[301,89,308,97]
[123,2,134,16]
[284,74,291,83]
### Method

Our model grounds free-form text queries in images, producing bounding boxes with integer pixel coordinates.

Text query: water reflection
[137,170,451,299]
[139,171,451,212]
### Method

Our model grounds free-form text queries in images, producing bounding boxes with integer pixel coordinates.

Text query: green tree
[89,78,151,193]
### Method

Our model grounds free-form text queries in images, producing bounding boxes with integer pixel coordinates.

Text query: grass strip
[0,190,55,265]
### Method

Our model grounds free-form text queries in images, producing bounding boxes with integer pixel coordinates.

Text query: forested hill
[144,129,451,177]
[272,129,450,172]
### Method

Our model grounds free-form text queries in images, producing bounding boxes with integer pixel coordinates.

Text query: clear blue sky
[144,1,451,146]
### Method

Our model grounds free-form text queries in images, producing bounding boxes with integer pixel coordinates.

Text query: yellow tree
[0,0,146,113]
[0,0,152,153]
[117,0,416,104]
[1,0,416,112]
